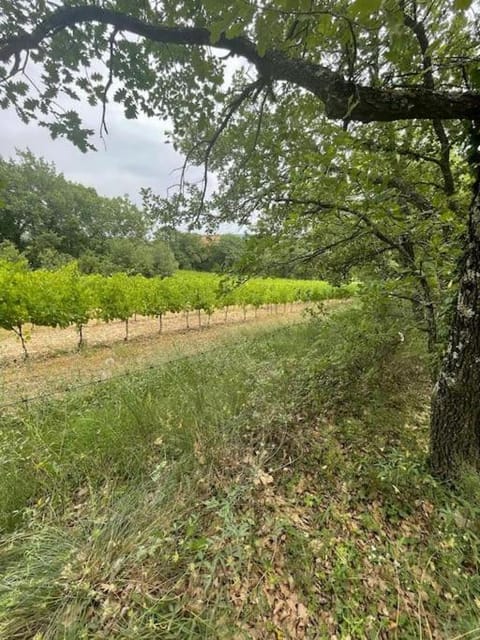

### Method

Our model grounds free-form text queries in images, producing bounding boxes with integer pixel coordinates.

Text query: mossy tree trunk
[430,163,480,479]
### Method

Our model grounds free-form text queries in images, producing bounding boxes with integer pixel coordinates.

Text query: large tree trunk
[430,164,480,480]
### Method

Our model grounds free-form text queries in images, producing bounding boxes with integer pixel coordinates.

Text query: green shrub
[294,296,427,417]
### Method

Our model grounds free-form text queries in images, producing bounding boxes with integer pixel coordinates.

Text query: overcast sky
[0,101,195,205]
[0,54,247,232]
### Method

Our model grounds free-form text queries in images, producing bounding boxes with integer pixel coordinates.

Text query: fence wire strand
[0,320,310,413]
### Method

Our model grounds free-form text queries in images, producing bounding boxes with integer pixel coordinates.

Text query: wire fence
[0,319,309,413]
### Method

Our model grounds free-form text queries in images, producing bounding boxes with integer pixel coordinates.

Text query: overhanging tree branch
[360,140,444,168]
[196,79,264,218]
[100,28,118,139]
[270,195,419,261]
[403,3,456,196]
[1,5,480,123]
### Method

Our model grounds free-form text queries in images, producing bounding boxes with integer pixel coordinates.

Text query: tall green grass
[1,321,321,639]
[1,306,480,639]
[0,322,317,533]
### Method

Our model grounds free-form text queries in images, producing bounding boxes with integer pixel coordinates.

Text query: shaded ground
[2,311,479,639]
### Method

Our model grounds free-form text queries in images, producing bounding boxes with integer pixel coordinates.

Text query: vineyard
[0,262,356,357]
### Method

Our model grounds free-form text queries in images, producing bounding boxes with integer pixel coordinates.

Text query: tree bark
[430,162,480,479]
[398,233,438,357]
[13,324,28,359]
[77,323,84,350]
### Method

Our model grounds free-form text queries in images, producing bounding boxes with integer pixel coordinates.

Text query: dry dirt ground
[0,304,317,408]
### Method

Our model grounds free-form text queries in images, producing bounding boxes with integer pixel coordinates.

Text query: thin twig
[100,28,119,140]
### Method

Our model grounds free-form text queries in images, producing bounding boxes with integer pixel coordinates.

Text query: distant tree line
[0,151,249,277]
[0,151,329,280]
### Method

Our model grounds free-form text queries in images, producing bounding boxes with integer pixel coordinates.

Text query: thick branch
[376,176,432,214]
[1,5,480,123]
[271,196,409,257]
[361,140,443,168]
[267,230,367,271]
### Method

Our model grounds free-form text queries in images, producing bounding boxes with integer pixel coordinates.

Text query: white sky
[0,102,190,205]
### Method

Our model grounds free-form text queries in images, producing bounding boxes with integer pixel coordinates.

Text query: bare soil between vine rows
[0,302,331,407]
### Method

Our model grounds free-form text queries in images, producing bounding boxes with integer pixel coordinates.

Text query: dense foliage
[0,152,251,276]
[0,151,154,263]
[0,260,354,354]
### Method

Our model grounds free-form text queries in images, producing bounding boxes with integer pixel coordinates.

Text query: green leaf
[209,21,225,45]
[454,0,473,9]
[226,22,244,38]
[469,67,480,89]
[351,0,382,16]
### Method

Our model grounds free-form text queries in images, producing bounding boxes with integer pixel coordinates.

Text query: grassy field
[1,303,479,639]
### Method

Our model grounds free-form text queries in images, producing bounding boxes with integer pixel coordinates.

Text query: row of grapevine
[0,262,357,356]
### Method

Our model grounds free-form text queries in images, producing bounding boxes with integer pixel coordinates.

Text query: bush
[294,296,427,417]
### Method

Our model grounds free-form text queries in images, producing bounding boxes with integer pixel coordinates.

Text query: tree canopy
[0,1,479,142]
[1,0,480,479]
[0,150,150,256]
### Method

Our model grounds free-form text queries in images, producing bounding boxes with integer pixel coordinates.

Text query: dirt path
[0,304,317,408]
[0,304,303,363]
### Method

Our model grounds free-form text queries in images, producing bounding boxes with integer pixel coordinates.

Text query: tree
[77,249,116,275]
[207,99,470,357]
[155,228,208,271]
[97,272,137,340]
[0,151,151,262]
[1,1,479,479]
[0,258,30,357]
[201,234,246,272]
[35,246,73,270]
[102,237,177,276]
[150,239,179,277]
[105,237,155,275]
[0,240,27,266]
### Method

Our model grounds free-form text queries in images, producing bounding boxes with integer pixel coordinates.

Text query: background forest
[0,151,245,276]
[0,151,327,279]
